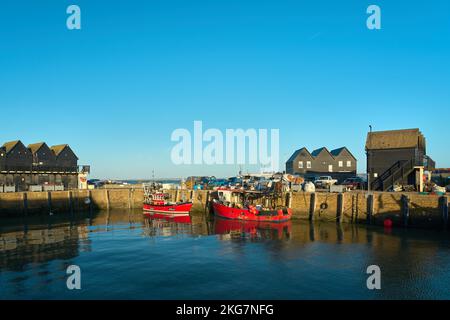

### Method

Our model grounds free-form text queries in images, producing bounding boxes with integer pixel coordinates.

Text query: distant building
[366,128,435,191]
[286,146,357,182]
[28,142,57,171]
[51,144,79,172]
[0,140,83,191]
[0,140,33,172]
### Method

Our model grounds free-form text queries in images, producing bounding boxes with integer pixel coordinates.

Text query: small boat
[211,188,292,222]
[143,184,193,218]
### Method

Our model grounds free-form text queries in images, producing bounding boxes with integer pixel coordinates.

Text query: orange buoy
[384,218,393,228]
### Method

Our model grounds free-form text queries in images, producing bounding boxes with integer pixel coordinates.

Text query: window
[346,161,351,167]
[306,161,311,169]
[328,165,333,172]
[338,161,343,167]
[298,161,303,169]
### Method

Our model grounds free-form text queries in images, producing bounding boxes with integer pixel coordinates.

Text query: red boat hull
[212,201,292,222]
[143,202,193,216]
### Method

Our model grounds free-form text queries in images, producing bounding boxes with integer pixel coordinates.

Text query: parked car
[341,177,365,190]
[314,176,338,189]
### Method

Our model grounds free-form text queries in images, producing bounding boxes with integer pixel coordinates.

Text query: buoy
[384,218,393,228]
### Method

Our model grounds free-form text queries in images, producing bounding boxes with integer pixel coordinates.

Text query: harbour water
[1,209,450,300]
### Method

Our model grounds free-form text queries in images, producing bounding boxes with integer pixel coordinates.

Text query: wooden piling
[401,195,410,227]
[128,189,132,210]
[440,196,448,228]
[89,190,93,213]
[366,193,374,224]
[105,189,110,211]
[337,193,344,223]
[204,191,210,215]
[309,193,316,221]
[69,191,73,214]
[23,192,28,215]
[287,192,293,208]
[47,191,52,214]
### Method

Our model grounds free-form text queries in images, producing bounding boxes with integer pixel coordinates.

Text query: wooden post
[309,221,315,241]
[23,192,28,216]
[309,193,316,221]
[287,192,293,208]
[47,191,52,214]
[174,190,179,202]
[440,196,448,228]
[105,189,110,211]
[204,191,210,216]
[337,193,344,223]
[366,193,374,225]
[190,190,194,202]
[128,189,132,210]
[69,191,73,214]
[351,194,355,223]
[89,190,93,213]
[401,195,410,227]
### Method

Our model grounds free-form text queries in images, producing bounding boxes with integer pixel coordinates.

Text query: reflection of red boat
[211,189,292,222]
[144,212,191,224]
[214,218,291,239]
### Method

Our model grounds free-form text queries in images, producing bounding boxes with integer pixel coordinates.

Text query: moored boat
[143,184,193,217]
[211,188,292,222]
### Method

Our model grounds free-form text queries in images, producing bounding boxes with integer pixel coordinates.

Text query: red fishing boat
[211,188,292,222]
[143,184,193,218]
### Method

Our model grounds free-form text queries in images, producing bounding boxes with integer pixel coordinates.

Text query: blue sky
[1,1,449,179]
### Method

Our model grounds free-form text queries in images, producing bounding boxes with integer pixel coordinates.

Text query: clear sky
[1,1,449,179]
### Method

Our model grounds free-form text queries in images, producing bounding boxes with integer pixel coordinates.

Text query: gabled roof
[330,147,357,160]
[286,147,313,163]
[365,128,423,150]
[51,144,69,156]
[27,142,47,154]
[2,140,22,153]
[51,144,79,160]
[311,147,333,157]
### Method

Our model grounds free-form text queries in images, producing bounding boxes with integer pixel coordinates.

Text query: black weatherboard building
[0,140,81,191]
[286,146,357,182]
[366,128,435,191]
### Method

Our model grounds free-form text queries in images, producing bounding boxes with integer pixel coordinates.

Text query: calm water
[1,209,450,300]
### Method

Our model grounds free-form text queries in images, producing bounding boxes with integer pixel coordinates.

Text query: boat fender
[248,206,258,215]
[320,203,328,210]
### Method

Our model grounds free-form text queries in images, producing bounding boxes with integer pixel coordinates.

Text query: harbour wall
[0,189,448,229]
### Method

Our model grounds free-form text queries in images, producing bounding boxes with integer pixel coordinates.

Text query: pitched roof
[311,147,332,157]
[330,147,357,160]
[27,142,46,154]
[50,144,69,156]
[286,147,313,163]
[2,140,21,153]
[365,128,423,150]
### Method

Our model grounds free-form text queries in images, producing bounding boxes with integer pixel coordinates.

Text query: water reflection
[1,210,450,299]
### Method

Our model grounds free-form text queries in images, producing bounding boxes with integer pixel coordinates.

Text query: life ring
[320,203,328,210]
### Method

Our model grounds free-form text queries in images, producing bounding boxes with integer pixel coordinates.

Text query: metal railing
[0,165,79,173]
[371,159,415,191]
